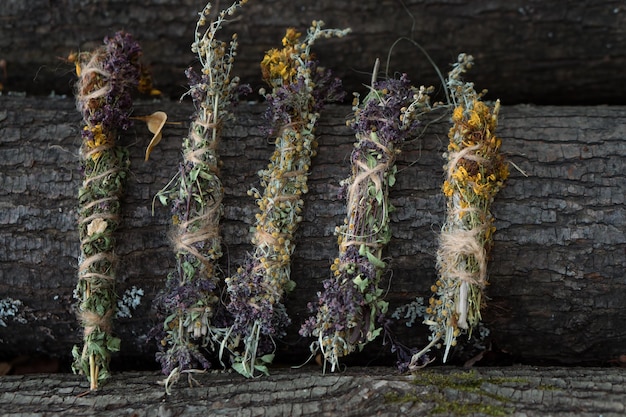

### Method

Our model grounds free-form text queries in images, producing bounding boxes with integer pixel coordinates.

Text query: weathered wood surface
[0,95,625,369]
[1,0,625,105]
[1,366,626,416]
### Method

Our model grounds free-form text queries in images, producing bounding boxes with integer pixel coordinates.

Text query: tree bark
[1,0,625,105]
[1,366,625,416]
[0,95,625,369]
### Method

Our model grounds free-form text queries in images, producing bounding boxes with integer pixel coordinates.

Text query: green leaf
[254,364,270,376]
[375,188,384,205]
[259,354,275,364]
[189,165,201,182]
[198,170,215,181]
[157,193,169,206]
[231,361,252,378]
[182,261,195,280]
[365,250,386,269]
[163,312,177,328]
[106,336,121,352]
[368,327,382,341]
[388,166,397,187]
[353,275,369,292]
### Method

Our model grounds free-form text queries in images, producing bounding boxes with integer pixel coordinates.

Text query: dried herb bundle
[72,31,141,389]
[151,0,249,382]
[224,22,349,377]
[410,54,509,368]
[301,71,432,372]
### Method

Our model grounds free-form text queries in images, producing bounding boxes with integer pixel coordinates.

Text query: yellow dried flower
[84,124,108,161]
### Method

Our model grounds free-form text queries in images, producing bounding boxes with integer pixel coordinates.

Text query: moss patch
[384,369,527,416]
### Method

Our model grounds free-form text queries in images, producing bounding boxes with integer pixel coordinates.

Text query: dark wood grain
[1,0,625,105]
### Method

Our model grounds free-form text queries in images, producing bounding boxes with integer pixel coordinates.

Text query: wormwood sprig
[410,54,509,368]
[224,22,350,378]
[300,67,433,373]
[71,31,141,390]
[150,0,250,381]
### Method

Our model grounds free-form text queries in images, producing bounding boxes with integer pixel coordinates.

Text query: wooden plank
[0,1,625,104]
[0,367,625,416]
[0,95,624,368]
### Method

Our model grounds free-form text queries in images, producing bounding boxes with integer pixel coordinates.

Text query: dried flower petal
[86,218,108,236]
[137,111,168,161]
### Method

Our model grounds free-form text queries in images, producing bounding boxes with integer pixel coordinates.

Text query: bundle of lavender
[151,0,250,383]
[224,22,350,377]
[71,32,141,390]
[300,69,432,372]
[410,54,509,368]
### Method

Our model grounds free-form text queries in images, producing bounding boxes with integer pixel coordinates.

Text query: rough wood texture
[1,366,626,416]
[1,0,625,105]
[1,95,624,368]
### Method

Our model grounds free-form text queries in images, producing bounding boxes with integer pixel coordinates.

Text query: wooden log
[0,95,624,370]
[0,0,625,105]
[1,366,626,416]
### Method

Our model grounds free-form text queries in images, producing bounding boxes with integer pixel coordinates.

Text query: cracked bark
[1,96,624,369]
[1,366,625,416]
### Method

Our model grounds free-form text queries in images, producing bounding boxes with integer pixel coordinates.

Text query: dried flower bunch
[151,0,249,380]
[71,31,142,390]
[224,22,350,378]
[300,69,433,372]
[410,54,509,368]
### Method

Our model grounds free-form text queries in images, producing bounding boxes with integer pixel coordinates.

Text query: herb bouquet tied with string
[71,31,142,390]
[300,66,433,372]
[410,54,509,369]
[224,22,350,378]
[150,0,251,383]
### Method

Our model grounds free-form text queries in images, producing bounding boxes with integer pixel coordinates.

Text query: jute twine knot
[171,201,223,272]
[81,308,114,338]
[76,52,112,116]
[184,119,221,167]
[437,226,488,288]
[341,133,394,253]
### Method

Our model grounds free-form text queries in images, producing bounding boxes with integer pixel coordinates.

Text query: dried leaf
[134,111,167,161]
